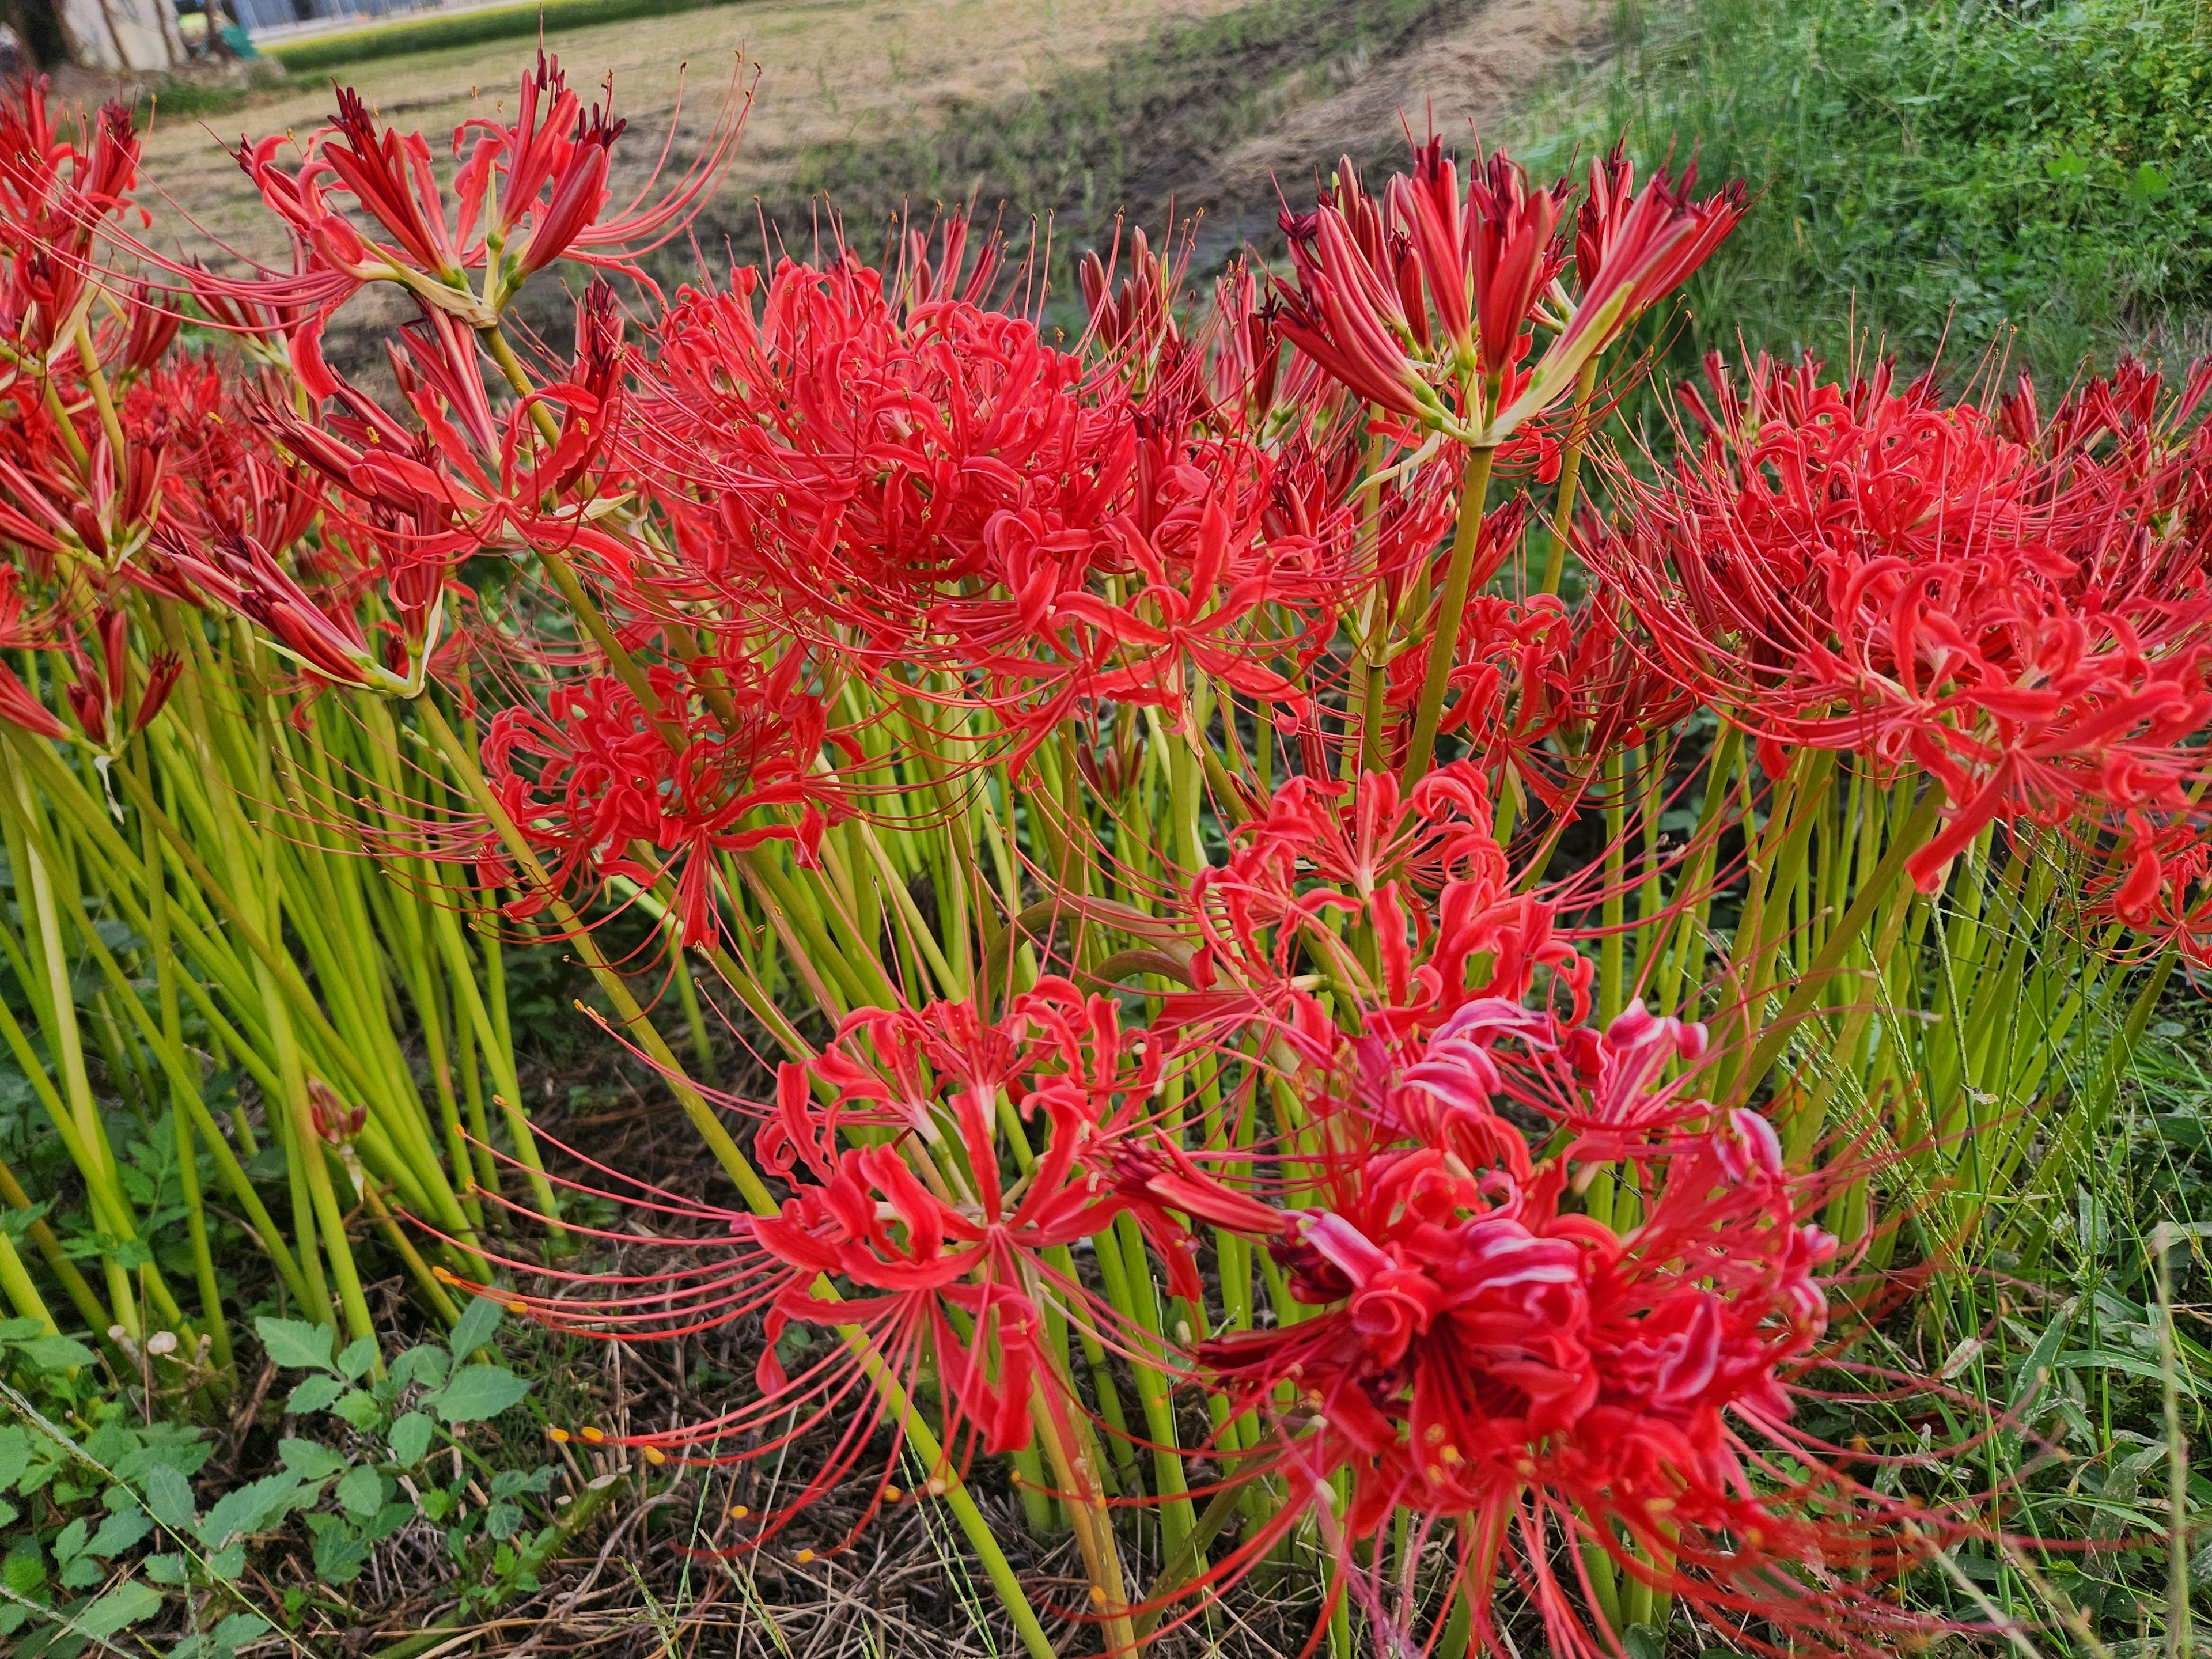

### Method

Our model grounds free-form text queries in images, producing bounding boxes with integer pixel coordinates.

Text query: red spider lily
[1463,147,1567,388]
[1275,192,1444,427]
[1187,1025,1947,1658]
[1282,137,1743,449]
[2078,815,2212,969]
[1571,144,1745,339]
[245,298,629,572]
[157,524,445,696]
[638,252,1130,673]
[60,608,180,750]
[1592,352,2212,888]
[172,58,746,398]
[0,88,142,363]
[476,982,1271,1550]
[1185,764,1592,1035]
[478,653,838,948]
[1043,425,1334,724]
[0,567,65,738]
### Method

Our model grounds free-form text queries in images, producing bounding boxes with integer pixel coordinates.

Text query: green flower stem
[1735,786,1945,1104]
[420,698,777,1216]
[0,1150,110,1332]
[1538,360,1604,599]
[1400,445,1498,792]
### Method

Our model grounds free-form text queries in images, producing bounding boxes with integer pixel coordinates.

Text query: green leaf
[3,1535,45,1596]
[430,1364,532,1425]
[331,1389,384,1430]
[0,1316,44,1341]
[285,1375,346,1416]
[141,1461,196,1532]
[199,1471,307,1550]
[213,1610,272,1648]
[363,1501,414,1544]
[312,1524,373,1586]
[335,1465,384,1520]
[337,1335,379,1381]
[0,1425,30,1491]
[54,1517,89,1562]
[18,1334,94,1372]
[89,1509,154,1558]
[255,1316,337,1372]
[391,1344,449,1393]
[60,1551,106,1588]
[76,1580,162,1637]
[278,1438,348,1482]
[2127,162,2172,203]
[448,1296,505,1359]
[143,1553,188,1585]
[204,1541,245,1581]
[484,1501,523,1541]
[388,1412,435,1469]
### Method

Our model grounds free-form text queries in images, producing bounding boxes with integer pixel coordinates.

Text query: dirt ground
[126,0,1607,348]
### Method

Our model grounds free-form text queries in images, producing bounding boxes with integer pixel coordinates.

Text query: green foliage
[0,1328,209,1657]
[1536,0,2211,382]
[268,0,755,77]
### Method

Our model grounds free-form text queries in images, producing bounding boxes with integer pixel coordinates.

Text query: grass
[264,0,755,77]
[1522,0,2212,384]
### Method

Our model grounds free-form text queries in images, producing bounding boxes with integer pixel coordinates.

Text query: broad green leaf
[278,1438,348,1482]
[331,1389,384,1430]
[89,1509,154,1558]
[334,1465,383,1519]
[338,1335,379,1381]
[199,1471,306,1550]
[448,1296,505,1359]
[285,1375,346,1416]
[19,1334,94,1372]
[0,1425,30,1490]
[388,1412,435,1468]
[75,1580,163,1637]
[255,1317,337,1372]
[430,1363,532,1425]
[139,1464,196,1535]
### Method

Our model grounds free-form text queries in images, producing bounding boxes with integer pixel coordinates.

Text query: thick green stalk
[419,699,776,1215]
[1537,360,1604,597]
[1400,445,1497,792]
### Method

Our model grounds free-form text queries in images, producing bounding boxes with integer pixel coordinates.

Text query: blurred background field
[128,0,2208,381]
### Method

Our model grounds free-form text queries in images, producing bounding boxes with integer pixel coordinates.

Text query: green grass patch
[1527,0,2211,382]
[268,0,751,77]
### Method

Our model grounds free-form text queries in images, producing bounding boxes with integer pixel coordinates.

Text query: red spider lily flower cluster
[479,652,840,946]
[1192,1069,1932,1659]
[188,55,747,397]
[1276,140,1741,447]
[460,980,1272,1549]
[8,62,2176,1657]
[1591,353,2212,887]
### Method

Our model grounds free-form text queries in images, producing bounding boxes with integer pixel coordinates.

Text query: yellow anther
[642,1445,667,1466]
[547,1427,570,1444]
[729,1505,751,1520]
[795,1548,816,1564]
[882,1485,903,1503]
[579,1426,605,1444]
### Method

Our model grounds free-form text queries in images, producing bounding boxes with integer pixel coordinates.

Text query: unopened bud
[306,1077,366,1147]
